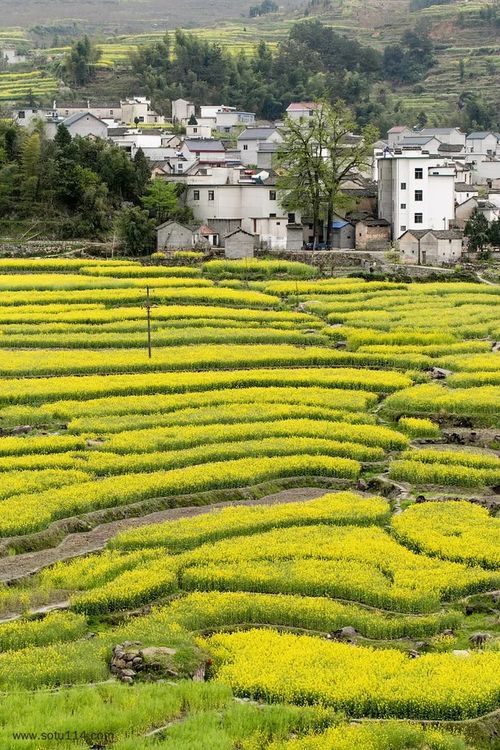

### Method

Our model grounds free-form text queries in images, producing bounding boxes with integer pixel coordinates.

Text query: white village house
[378,148,456,236]
[399,229,463,265]
[237,127,282,167]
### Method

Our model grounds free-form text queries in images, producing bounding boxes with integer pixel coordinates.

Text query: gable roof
[467,132,497,140]
[156,220,193,232]
[286,102,320,112]
[63,111,106,127]
[224,227,255,239]
[399,229,463,240]
[419,127,462,135]
[454,182,478,192]
[356,218,390,227]
[400,135,437,145]
[388,126,410,134]
[238,127,278,141]
[438,143,464,153]
[56,100,120,109]
[196,224,219,236]
[184,139,225,152]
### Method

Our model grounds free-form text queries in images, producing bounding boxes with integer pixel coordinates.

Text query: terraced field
[0,70,59,102]
[0,256,498,749]
[2,0,498,118]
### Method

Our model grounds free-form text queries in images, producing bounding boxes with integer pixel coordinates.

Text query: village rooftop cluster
[13,97,500,264]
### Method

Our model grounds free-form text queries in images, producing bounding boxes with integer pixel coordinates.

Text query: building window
[414,168,423,179]
[414,213,423,224]
[193,190,200,200]
[110,110,113,116]
[270,213,276,218]
[288,213,295,223]
[415,190,423,201]
[400,203,406,209]
[269,190,276,201]
[193,127,198,133]
[18,111,25,119]
[400,182,406,190]
[208,190,215,201]
[177,164,183,172]
[400,226,406,232]
[243,144,248,151]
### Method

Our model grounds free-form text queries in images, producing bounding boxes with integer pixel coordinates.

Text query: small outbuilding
[156,220,194,250]
[194,224,220,247]
[355,218,391,250]
[331,219,355,249]
[286,223,304,251]
[224,228,255,259]
[399,229,463,266]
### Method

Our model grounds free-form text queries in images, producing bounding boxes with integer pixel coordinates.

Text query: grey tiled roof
[238,127,279,141]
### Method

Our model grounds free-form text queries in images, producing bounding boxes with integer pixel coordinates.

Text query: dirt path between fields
[0,487,327,584]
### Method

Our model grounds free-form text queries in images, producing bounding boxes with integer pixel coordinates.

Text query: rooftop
[63,111,107,127]
[286,102,321,112]
[467,132,498,140]
[401,229,463,240]
[400,136,437,145]
[238,127,279,141]
[184,139,225,152]
[357,218,390,227]
[56,100,120,109]
[454,182,478,192]
[419,127,463,135]
[438,143,464,153]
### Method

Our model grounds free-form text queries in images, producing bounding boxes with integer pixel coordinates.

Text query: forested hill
[127,14,498,132]
[2,0,499,130]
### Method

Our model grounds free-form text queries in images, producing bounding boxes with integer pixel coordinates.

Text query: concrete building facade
[378,149,456,237]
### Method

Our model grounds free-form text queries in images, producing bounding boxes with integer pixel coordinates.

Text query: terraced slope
[0,257,497,748]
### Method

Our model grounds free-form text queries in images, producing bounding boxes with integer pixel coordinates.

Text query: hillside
[0,0,498,127]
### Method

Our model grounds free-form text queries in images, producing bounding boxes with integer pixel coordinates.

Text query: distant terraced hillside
[0,0,498,125]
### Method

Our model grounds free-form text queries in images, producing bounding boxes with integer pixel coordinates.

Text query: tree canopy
[276,100,377,247]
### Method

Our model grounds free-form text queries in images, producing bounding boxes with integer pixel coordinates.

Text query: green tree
[488,218,500,248]
[74,166,110,236]
[141,180,179,224]
[65,36,101,85]
[132,148,152,198]
[21,132,41,204]
[464,208,490,255]
[115,206,156,255]
[276,100,377,247]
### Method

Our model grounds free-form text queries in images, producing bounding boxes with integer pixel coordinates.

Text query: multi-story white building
[419,127,466,147]
[466,132,499,157]
[120,97,164,125]
[171,98,195,124]
[161,165,296,249]
[53,100,121,121]
[237,127,282,166]
[198,106,255,133]
[464,132,500,184]
[378,148,456,237]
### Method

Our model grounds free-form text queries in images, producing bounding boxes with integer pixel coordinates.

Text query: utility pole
[143,286,157,359]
